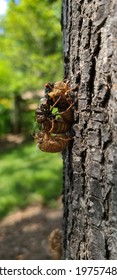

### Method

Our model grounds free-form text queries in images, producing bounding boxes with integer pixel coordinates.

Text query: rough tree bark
[61,0,117,259]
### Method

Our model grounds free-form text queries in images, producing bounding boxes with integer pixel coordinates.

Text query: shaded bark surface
[62,0,117,259]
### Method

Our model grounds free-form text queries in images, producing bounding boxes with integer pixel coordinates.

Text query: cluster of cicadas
[34,80,78,153]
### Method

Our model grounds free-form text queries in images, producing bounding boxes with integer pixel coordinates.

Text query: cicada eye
[45,83,54,96]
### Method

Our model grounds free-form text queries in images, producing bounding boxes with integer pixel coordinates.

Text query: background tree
[62,0,117,259]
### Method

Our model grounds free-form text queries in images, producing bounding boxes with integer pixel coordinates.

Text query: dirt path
[0,204,62,260]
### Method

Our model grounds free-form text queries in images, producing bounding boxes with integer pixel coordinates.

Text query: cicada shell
[34,132,71,153]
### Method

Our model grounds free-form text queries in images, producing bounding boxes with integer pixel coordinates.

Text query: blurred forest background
[0,0,63,219]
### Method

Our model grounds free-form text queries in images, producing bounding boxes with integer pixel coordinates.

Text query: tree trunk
[62,0,117,259]
[11,94,23,134]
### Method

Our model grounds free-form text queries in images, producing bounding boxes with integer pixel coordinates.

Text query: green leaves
[0,0,62,97]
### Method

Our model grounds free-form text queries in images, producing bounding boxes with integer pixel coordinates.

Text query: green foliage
[0,0,62,95]
[0,101,11,135]
[0,0,63,219]
[0,61,13,95]
[0,142,62,218]
[0,0,62,135]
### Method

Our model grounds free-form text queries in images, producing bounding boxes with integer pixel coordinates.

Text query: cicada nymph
[34,80,78,152]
